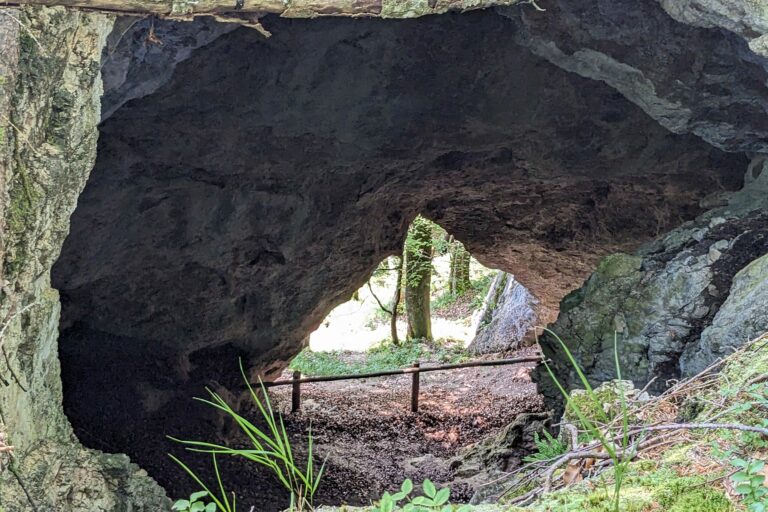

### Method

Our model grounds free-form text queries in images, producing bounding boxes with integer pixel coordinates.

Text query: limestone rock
[683,252,768,375]
[656,0,768,58]
[499,0,768,153]
[0,6,168,511]
[449,412,550,504]
[101,17,237,119]
[536,159,768,412]
[469,272,538,354]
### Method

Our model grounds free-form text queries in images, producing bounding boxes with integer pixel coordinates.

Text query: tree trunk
[389,255,403,346]
[405,216,433,341]
[449,241,471,295]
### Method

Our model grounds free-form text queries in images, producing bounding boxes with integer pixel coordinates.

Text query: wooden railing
[263,356,542,413]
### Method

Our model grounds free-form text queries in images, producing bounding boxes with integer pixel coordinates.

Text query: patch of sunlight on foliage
[527,463,732,512]
[469,273,494,309]
[433,272,495,313]
[289,339,469,377]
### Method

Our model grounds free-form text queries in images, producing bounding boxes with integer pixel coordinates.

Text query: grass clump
[169,360,325,512]
[541,330,632,512]
[289,339,468,377]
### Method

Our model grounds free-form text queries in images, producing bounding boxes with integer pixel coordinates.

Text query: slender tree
[389,255,404,345]
[449,241,471,295]
[405,216,433,341]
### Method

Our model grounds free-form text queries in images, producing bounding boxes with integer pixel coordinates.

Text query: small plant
[374,479,471,512]
[731,458,768,512]
[523,430,568,463]
[172,490,218,512]
[541,330,632,512]
[169,360,325,512]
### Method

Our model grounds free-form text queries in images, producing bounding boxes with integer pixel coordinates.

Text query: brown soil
[265,347,545,509]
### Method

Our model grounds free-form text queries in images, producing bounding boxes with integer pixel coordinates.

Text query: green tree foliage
[448,241,471,296]
[405,216,433,341]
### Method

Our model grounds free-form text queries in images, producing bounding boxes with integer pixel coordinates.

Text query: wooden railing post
[411,363,420,413]
[291,371,301,414]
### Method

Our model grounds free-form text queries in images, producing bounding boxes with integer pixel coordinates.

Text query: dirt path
[268,347,545,508]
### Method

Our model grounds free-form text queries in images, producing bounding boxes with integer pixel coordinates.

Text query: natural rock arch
[48,13,747,505]
[1,1,766,510]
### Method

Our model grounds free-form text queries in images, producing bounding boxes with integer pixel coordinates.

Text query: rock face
[656,0,768,58]
[536,158,768,410]
[499,0,768,153]
[101,16,237,119]
[450,412,550,504]
[0,7,168,511]
[469,272,538,354]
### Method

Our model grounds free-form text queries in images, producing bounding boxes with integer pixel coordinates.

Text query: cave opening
[48,10,749,511]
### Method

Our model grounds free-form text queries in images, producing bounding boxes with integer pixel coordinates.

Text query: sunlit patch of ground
[309,255,495,352]
[271,347,544,507]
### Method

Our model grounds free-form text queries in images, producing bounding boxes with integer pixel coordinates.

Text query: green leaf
[735,483,754,495]
[749,503,765,512]
[172,500,190,511]
[411,496,434,506]
[423,479,437,498]
[190,491,208,502]
[190,503,205,512]
[401,479,414,495]
[433,487,450,505]
[732,472,751,482]
[457,506,472,512]
[732,458,749,468]
[204,504,217,512]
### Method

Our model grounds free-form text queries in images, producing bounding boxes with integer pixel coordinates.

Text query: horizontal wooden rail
[265,355,542,413]
[266,355,542,413]
[262,355,542,388]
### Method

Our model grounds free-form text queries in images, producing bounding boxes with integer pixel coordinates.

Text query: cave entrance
[269,223,546,506]
[295,218,538,373]
[50,9,745,511]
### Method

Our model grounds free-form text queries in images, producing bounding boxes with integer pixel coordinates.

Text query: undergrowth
[289,339,468,377]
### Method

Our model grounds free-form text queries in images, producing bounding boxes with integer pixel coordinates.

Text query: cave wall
[55,11,745,393]
[535,158,768,414]
[500,0,768,153]
[0,7,168,511]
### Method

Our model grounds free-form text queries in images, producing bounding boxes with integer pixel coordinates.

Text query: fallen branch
[747,373,768,386]
[635,422,768,438]
[542,450,611,493]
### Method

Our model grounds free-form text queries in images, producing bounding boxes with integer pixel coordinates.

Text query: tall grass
[541,329,632,512]
[169,360,325,512]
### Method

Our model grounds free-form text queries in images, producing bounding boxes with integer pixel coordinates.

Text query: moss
[528,459,732,512]
[381,0,431,18]
[664,486,732,512]
[594,253,643,279]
